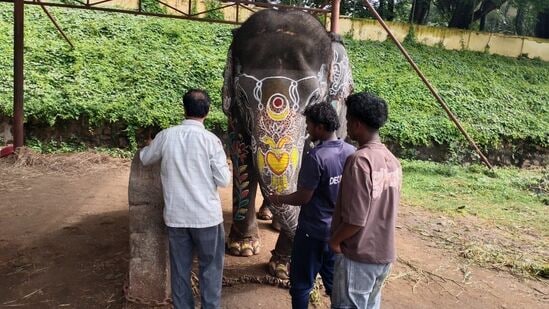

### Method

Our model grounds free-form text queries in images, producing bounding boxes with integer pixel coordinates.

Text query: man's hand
[268,192,281,206]
[329,238,342,253]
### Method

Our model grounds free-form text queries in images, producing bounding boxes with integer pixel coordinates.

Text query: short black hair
[183,89,210,118]
[345,92,388,130]
[303,102,340,132]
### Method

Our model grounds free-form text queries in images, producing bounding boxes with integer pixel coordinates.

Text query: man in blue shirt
[269,102,355,309]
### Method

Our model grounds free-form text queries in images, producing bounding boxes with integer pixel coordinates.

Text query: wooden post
[330,0,340,33]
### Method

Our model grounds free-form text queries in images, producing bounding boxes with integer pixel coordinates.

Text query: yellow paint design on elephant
[257,151,265,173]
[266,100,290,122]
[259,135,300,192]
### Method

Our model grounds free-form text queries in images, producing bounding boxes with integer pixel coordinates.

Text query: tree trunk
[535,9,549,38]
[410,0,431,24]
[378,0,396,21]
[387,0,395,21]
[479,14,486,30]
[448,0,478,29]
[515,1,527,36]
[473,0,500,21]
[448,0,506,30]
[379,0,386,18]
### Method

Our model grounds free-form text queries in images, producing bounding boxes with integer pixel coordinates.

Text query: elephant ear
[328,35,354,139]
[222,47,234,116]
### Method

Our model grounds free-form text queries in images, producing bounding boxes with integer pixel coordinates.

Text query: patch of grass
[26,138,134,158]
[402,160,548,278]
[27,138,87,154]
[461,243,548,279]
[309,277,324,308]
[402,160,548,236]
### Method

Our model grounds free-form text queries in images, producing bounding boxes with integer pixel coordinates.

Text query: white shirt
[140,119,231,228]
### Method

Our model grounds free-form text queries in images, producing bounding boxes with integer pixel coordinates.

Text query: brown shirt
[331,137,402,264]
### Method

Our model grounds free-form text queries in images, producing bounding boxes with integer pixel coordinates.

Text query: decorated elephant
[222,9,353,279]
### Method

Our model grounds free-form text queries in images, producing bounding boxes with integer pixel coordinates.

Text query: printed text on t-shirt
[329,175,342,185]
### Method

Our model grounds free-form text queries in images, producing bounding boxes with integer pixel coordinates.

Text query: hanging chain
[123,272,289,307]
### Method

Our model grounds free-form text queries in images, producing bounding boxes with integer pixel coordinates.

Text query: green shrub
[0,4,547,152]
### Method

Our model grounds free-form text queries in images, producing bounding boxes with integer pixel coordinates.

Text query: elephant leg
[257,199,273,220]
[264,202,300,280]
[227,132,261,257]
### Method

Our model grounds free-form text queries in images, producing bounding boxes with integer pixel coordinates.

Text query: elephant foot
[270,216,281,231]
[257,204,273,220]
[227,238,260,257]
[268,251,291,280]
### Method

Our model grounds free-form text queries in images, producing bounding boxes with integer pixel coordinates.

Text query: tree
[535,8,549,37]
[514,0,528,35]
[409,0,432,24]
[378,0,397,20]
[434,0,508,29]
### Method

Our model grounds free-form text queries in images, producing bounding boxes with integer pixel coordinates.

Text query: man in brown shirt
[329,92,402,309]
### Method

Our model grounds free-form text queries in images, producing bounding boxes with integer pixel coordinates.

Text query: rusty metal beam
[221,0,330,14]
[0,0,242,25]
[37,0,74,49]
[1,0,330,26]
[156,0,189,17]
[362,0,493,169]
[13,0,24,149]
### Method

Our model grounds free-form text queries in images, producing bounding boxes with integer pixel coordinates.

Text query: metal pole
[330,0,340,33]
[362,0,493,169]
[38,0,74,48]
[14,0,24,149]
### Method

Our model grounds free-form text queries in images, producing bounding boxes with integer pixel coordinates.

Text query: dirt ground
[0,152,547,308]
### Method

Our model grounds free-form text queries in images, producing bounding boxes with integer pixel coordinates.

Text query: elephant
[222,9,353,279]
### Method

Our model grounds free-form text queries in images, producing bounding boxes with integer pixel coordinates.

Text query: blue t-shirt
[297,139,356,241]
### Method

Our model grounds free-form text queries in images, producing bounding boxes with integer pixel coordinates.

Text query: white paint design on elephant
[329,49,352,97]
[236,71,328,193]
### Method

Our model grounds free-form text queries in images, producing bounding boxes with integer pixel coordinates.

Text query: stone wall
[0,115,157,149]
[1,115,546,167]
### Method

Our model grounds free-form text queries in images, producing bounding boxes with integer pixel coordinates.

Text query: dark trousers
[290,228,335,309]
[168,224,225,309]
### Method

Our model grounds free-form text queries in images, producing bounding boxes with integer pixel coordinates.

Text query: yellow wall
[92,0,138,10]
[338,16,549,61]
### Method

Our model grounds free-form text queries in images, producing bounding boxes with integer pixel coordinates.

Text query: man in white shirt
[140,89,231,309]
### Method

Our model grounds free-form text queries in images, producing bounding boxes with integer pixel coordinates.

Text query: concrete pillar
[127,154,170,302]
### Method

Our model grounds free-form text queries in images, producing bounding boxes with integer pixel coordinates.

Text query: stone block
[127,153,170,302]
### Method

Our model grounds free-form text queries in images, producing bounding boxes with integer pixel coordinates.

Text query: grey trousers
[168,224,225,309]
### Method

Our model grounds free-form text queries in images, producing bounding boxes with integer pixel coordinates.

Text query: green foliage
[141,0,167,14]
[402,159,548,277]
[402,160,548,234]
[27,137,134,157]
[27,137,87,153]
[0,4,547,153]
[346,39,549,149]
[403,26,417,45]
[0,4,232,143]
[204,0,224,20]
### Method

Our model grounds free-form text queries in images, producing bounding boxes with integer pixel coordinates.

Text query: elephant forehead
[236,71,327,108]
